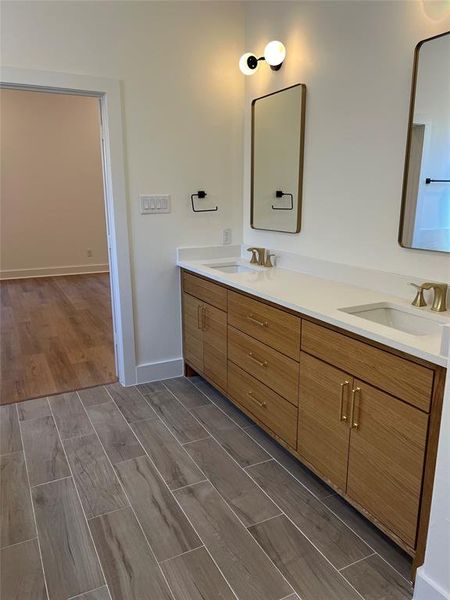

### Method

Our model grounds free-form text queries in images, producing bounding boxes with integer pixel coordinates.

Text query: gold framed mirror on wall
[399,31,450,254]
[251,83,306,233]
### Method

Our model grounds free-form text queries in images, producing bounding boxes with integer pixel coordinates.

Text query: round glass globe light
[264,41,286,66]
[239,52,259,76]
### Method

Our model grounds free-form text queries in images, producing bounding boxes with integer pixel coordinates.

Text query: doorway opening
[1,79,132,404]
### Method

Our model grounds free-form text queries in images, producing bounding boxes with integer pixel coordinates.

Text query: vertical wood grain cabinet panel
[203,304,227,392]
[298,353,352,491]
[182,293,204,374]
[346,381,428,548]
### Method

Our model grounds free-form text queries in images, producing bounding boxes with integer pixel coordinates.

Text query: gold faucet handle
[246,247,259,264]
[409,283,427,308]
[264,253,276,268]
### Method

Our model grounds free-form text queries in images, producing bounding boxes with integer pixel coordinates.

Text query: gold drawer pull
[350,387,361,429]
[247,391,266,408]
[339,381,350,422]
[248,352,268,368]
[197,305,203,330]
[247,314,268,327]
[201,306,207,330]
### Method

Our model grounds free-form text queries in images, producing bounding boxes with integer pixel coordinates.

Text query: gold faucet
[410,282,448,312]
[246,247,276,267]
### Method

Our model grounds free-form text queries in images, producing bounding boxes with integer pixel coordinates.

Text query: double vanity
[178,252,448,578]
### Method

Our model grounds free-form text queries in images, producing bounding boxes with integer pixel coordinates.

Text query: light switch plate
[140,194,171,214]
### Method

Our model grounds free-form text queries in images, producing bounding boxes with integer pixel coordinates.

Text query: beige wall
[0,89,109,278]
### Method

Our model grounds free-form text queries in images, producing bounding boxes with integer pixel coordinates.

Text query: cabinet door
[182,292,204,374]
[347,380,428,548]
[203,303,227,391]
[298,353,352,491]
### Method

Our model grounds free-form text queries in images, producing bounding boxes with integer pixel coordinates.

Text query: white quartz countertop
[177,256,449,367]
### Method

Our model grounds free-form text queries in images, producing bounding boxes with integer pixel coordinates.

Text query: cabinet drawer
[228,361,297,447]
[228,291,301,360]
[183,272,227,312]
[302,321,433,411]
[228,326,299,405]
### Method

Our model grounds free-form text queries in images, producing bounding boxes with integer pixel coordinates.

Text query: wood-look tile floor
[0,375,414,600]
[0,274,116,405]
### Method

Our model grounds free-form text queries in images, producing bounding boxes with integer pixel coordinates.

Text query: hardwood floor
[0,274,116,405]
[0,376,413,600]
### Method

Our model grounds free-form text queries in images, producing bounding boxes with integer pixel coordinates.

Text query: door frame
[1,67,137,385]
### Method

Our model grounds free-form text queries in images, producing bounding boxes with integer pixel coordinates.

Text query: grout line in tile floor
[338,551,377,572]
[170,479,209,492]
[159,544,206,565]
[30,475,72,489]
[66,584,112,600]
[16,404,51,600]
[73,390,180,600]
[49,395,112,599]
[242,457,274,469]
[86,505,130,522]
[181,435,212,446]
[190,376,414,586]
[0,536,38,552]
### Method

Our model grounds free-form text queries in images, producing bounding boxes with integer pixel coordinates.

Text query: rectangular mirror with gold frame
[399,31,450,253]
[251,84,306,233]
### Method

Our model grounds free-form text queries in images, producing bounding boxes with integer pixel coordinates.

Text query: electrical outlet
[87,249,93,257]
[223,228,232,245]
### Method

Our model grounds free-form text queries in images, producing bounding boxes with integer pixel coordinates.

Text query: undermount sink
[339,302,449,337]
[208,263,254,274]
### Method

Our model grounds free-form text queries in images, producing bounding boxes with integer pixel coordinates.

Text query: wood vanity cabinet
[180,269,446,573]
[298,351,428,548]
[182,273,227,391]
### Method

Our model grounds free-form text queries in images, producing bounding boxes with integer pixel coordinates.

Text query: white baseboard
[135,358,183,384]
[414,567,450,600]
[0,264,109,280]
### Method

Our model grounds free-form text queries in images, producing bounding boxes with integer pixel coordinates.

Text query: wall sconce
[239,40,286,76]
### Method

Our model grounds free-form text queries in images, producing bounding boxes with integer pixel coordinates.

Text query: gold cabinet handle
[197,305,203,330]
[247,391,266,408]
[350,387,361,429]
[248,352,268,368]
[201,306,207,330]
[339,381,350,422]
[247,314,268,327]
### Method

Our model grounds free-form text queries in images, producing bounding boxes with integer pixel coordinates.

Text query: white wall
[243,1,450,282]
[0,89,109,278]
[1,1,245,375]
[414,354,450,600]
